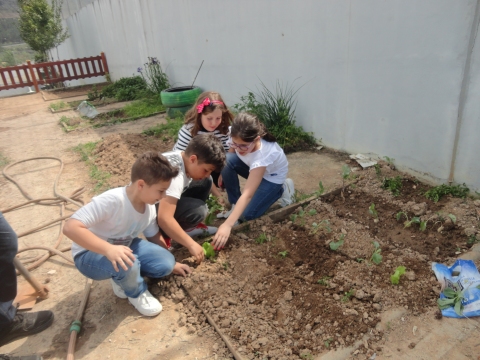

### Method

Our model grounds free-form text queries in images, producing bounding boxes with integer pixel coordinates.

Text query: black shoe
[0,355,42,360]
[0,311,54,347]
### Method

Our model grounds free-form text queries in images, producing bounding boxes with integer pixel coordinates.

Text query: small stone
[333,294,340,300]
[237,233,248,239]
[433,247,440,256]
[47,270,56,275]
[405,271,416,281]
[373,303,382,311]
[363,312,369,319]
[354,289,366,299]
[473,200,480,207]
[465,228,477,237]
[284,291,293,301]
[132,329,137,333]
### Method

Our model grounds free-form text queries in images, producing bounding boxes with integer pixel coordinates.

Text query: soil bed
[81,133,480,359]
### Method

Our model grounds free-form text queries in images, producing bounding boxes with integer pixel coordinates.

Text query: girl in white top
[212,113,294,250]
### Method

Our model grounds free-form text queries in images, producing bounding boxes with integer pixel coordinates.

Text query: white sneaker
[279,178,295,207]
[186,223,217,237]
[111,279,127,299]
[128,290,162,317]
[217,204,235,218]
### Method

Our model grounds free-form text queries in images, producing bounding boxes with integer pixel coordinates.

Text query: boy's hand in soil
[212,223,231,250]
[105,244,136,272]
[173,262,192,277]
[187,241,205,264]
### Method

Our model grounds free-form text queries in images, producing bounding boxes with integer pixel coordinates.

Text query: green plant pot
[160,86,202,108]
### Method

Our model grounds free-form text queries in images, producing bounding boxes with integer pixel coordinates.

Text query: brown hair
[184,91,233,136]
[131,151,179,185]
[230,112,276,143]
[184,134,226,172]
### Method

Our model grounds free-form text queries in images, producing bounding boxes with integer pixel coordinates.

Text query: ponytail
[231,112,276,143]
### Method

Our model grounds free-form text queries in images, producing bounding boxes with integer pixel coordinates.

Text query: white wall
[57,0,480,192]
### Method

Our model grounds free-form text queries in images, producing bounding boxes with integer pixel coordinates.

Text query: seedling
[467,234,479,245]
[329,234,345,251]
[300,352,314,360]
[307,209,317,216]
[356,258,364,263]
[369,203,378,219]
[310,219,332,235]
[374,163,382,176]
[425,183,469,203]
[397,211,422,229]
[390,266,406,285]
[341,165,351,200]
[222,262,230,270]
[255,232,268,244]
[370,241,382,265]
[317,276,331,286]
[324,338,333,348]
[437,287,465,316]
[278,250,288,258]
[384,156,395,168]
[202,242,215,259]
[382,176,402,196]
[315,181,325,196]
[205,195,224,225]
[341,289,354,302]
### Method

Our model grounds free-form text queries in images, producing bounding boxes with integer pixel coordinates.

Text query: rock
[465,228,477,237]
[373,303,382,311]
[410,202,427,216]
[354,289,366,299]
[373,292,382,302]
[345,309,359,316]
[284,291,293,301]
[220,319,231,328]
[333,294,340,300]
[363,312,369,319]
[433,247,440,256]
[443,217,455,230]
[175,291,185,301]
[187,317,196,324]
[474,200,480,207]
[132,329,137,333]
[237,233,248,240]
[405,271,416,281]
[226,298,238,305]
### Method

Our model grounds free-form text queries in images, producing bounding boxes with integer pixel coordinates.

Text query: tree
[18,0,68,63]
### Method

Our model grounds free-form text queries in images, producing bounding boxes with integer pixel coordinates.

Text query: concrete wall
[56,0,480,192]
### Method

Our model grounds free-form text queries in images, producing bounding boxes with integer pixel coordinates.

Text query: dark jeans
[0,212,18,328]
[156,177,212,236]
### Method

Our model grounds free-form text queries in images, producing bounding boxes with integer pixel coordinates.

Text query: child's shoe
[216,204,235,218]
[279,178,295,207]
[186,223,217,237]
[128,290,162,316]
[110,279,127,299]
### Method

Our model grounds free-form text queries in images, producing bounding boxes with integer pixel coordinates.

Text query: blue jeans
[0,212,18,328]
[74,238,175,298]
[221,152,284,221]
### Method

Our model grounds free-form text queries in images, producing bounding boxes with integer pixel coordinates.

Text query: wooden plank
[27,61,39,92]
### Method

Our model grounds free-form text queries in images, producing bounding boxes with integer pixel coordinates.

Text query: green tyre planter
[166,105,192,119]
[160,86,202,108]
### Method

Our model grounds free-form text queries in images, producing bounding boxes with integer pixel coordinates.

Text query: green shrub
[100,76,151,101]
[425,183,469,203]
[233,80,317,153]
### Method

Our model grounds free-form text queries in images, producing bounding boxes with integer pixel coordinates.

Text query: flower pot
[160,86,202,108]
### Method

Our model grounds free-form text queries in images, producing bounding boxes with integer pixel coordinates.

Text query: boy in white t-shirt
[157,134,226,262]
[63,152,192,317]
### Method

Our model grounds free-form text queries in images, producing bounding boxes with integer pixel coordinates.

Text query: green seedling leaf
[411,217,421,224]
[369,203,378,218]
[437,297,456,309]
[448,214,456,224]
[290,214,298,222]
[372,241,380,250]
[278,250,288,258]
[390,266,406,285]
[329,239,344,251]
[308,209,317,216]
[298,209,305,217]
[317,181,325,196]
[442,287,457,298]
[396,211,404,221]
[419,221,427,231]
[371,252,383,265]
[342,165,351,179]
[202,242,215,259]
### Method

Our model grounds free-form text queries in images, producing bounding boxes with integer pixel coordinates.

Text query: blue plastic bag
[432,259,480,318]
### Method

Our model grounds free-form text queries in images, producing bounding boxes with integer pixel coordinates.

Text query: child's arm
[146,231,169,249]
[210,183,225,204]
[157,196,205,263]
[212,167,266,250]
[63,219,136,272]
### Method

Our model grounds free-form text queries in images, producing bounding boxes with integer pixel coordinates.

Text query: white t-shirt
[236,138,288,184]
[70,187,159,258]
[162,150,192,199]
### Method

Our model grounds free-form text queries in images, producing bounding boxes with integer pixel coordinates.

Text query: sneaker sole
[111,280,128,299]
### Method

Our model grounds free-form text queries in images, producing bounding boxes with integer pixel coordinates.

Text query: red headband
[196,98,224,113]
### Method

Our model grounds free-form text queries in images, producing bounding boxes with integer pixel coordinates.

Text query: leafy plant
[425,183,469,203]
[87,85,100,101]
[49,101,68,111]
[370,241,382,265]
[340,165,351,201]
[137,57,170,95]
[255,232,268,244]
[374,163,382,176]
[202,242,215,259]
[341,289,354,303]
[204,195,224,225]
[324,338,332,348]
[369,203,378,219]
[382,176,403,196]
[315,181,325,196]
[390,266,406,285]
[278,250,288,258]
[467,234,479,245]
[222,262,229,270]
[310,220,332,235]
[437,287,465,316]
[100,76,150,101]
[329,234,345,251]
[233,80,317,153]
[307,209,317,216]
[397,211,424,230]
[317,276,331,286]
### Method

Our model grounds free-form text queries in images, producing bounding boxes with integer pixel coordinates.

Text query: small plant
[317,276,331,286]
[137,57,170,95]
[369,203,378,218]
[382,176,403,196]
[374,163,382,176]
[437,287,465,316]
[384,156,395,168]
[315,181,325,196]
[204,195,224,225]
[300,352,314,360]
[87,84,100,101]
[278,250,288,258]
[425,183,469,203]
[341,289,354,302]
[310,219,331,235]
[324,338,333,348]
[292,208,306,226]
[307,209,317,216]
[390,266,406,285]
[341,164,351,193]
[49,101,68,111]
[202,242,215,259]
[222,262,230,270]
[255,232,269,244]
[356,258,364,263]
[467,234,479,245]
[396,211,424,230]
[329,234,345,251]
[370,241,382,265]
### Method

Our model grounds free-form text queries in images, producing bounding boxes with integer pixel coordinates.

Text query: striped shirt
[173,123,230,152]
